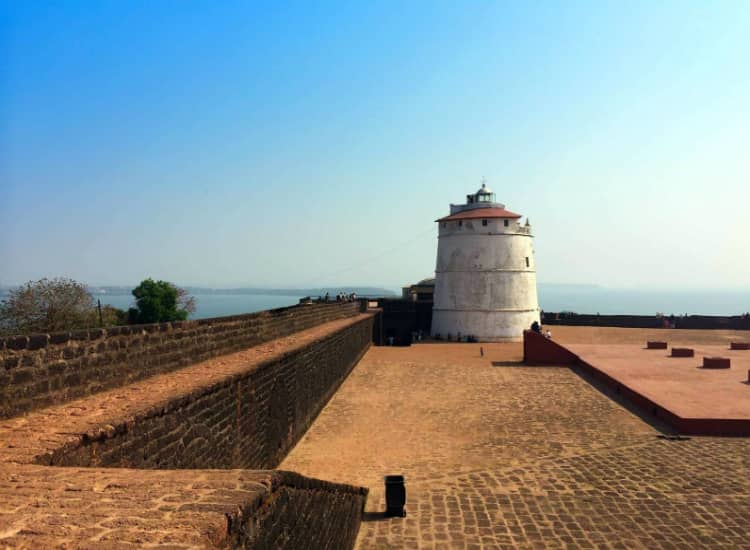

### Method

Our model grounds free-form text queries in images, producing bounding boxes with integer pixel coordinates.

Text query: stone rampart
[235,470,366,549]
[0,301,361,419]
[0,312,375,548]
[42,316,373,469]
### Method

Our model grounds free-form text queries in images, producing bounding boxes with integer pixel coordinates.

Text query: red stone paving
[569,344,750,420]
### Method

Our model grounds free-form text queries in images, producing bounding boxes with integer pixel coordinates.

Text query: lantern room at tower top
[438,182,529,224]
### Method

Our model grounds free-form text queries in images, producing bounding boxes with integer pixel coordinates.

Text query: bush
[128,278,195,324]
[0,278,126,335]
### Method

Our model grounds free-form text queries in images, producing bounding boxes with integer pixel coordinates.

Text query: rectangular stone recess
[671,348,694,357]
[646,341,668,349]
[43,316,375,471]
[731,342,750,350]
[0,301,361,419]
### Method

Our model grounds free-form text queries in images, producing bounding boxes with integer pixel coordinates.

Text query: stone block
[730,342,750,350]
[50,332,71,345]
[671,348,694,357]
[7,336,29,350]
[70,329,89,341]
[27,334,49,350]
[702,357,730,369]
[646,341,667,349]
[11,368,34,385]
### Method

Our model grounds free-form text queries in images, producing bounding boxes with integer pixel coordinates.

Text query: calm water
[4,287,748,320]
[537,287,750,316]
[94,293,307,319]
[88,288,750,319]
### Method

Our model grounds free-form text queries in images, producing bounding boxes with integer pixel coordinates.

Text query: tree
[100,304,129,326]
[128,279,195,324]
[0,278,101,335]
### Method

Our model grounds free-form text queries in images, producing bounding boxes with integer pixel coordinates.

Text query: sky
[1,1,749,290]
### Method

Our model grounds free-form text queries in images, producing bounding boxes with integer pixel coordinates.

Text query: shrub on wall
[128,278,196,324]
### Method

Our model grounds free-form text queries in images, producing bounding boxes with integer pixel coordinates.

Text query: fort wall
[0,308,374,548]
[542,312,750,330]
[232,471,366,550]
[0,301,362,419]
[41,316,374,469]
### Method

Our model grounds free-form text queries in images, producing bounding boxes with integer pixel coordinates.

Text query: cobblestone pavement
[280,342,750,549]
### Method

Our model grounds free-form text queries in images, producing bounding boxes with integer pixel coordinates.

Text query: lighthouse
[431,182,539,342]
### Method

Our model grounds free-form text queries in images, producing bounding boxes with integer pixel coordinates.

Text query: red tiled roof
[435,207,522,222]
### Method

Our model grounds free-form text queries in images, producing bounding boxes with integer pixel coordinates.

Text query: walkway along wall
[0,301,362,419]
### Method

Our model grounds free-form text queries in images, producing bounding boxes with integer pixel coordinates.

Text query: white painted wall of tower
[431,202,540,342]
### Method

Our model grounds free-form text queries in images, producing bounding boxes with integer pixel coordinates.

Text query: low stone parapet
[0,301,362,419]
[523,330,579,365]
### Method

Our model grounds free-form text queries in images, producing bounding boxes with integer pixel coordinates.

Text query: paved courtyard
[281,333,750,549]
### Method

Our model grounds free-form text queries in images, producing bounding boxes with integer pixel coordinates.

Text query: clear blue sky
[1,1,748,290]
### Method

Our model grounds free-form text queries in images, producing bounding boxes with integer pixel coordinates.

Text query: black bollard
[384,475,406,517]
[480,346,484,357]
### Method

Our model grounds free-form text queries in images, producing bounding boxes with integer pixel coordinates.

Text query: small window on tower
[482,219,488,226]
[525,257,530,268]
[504,219,509,227]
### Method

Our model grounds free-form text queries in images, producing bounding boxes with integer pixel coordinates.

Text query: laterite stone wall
[0,301,361,419]
[40,316,374,470]
[230,471,367,550]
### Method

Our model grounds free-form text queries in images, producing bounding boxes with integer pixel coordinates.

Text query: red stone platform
[567,343,750,436]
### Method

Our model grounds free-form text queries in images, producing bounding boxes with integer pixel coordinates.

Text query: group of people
[530,320,552,339]
[322,291,358,302]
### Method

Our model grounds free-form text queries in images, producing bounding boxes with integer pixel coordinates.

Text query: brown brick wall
[234,471,367,550]
[0,301,362,419]
[41,316,374,470]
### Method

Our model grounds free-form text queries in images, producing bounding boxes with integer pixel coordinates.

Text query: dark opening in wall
[504,220,509,227]
[482,219,488,226]
[525,257,530,267]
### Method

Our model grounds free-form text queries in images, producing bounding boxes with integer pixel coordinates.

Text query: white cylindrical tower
[431,182,539,342]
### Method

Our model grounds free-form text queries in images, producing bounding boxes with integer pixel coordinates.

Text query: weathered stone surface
[0,301,361,419]
[0,312,374,548]
[0,465,365,549]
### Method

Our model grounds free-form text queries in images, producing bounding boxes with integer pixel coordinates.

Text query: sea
[2,286,748,320]
[83,287,750,320]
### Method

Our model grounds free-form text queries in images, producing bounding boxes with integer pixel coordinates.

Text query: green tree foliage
[128,279,195,324]
[0,278,125,335]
